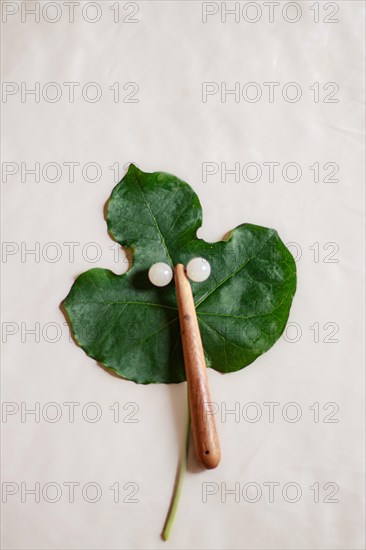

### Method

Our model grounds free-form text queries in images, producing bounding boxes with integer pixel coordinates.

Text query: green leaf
[62,164,296,384]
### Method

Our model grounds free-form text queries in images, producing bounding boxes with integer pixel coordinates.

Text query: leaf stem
[161,399,191,541]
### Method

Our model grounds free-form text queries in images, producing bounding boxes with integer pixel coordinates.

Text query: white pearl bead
[186,257,211,283]
[148,262,173,287]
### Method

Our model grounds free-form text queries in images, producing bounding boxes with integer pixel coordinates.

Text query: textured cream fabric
[1,1,365,549]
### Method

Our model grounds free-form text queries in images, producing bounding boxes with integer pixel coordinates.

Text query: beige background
[1,1,365,549]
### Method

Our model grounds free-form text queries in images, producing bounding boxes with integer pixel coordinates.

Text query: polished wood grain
[174,264,221,469]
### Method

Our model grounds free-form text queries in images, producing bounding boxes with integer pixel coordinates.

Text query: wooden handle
[174,264,221,469]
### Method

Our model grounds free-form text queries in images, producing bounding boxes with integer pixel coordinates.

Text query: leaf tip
[126,162,140,175]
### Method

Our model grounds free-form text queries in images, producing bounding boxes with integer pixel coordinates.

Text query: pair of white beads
[148,258,211,287]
